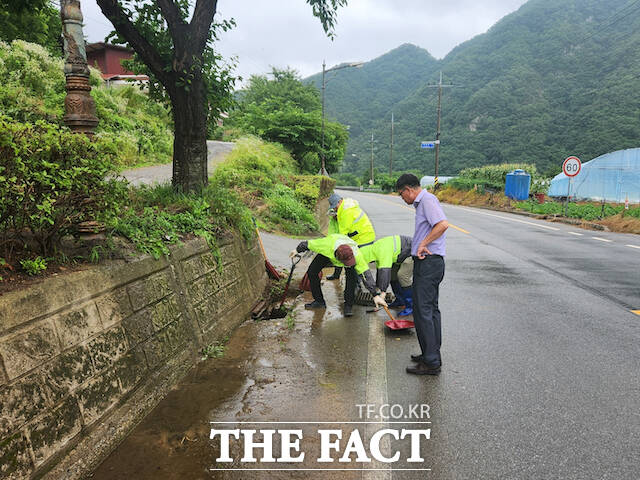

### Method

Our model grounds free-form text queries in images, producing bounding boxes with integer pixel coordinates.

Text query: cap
[335,244,356,267]
[328,193,342,210]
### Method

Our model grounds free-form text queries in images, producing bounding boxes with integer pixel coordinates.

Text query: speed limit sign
[563,156,581,177]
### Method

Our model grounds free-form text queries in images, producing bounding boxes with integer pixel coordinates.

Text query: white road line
[364,316,391,480]
[591,237,613,243]
[626,244,640,250]
[454,207,560,231]
[568,232,583,236]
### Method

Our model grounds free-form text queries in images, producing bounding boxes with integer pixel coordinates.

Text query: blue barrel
[504,169,531,200]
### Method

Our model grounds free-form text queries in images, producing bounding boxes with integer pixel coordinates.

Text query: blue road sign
[421,142,435,149]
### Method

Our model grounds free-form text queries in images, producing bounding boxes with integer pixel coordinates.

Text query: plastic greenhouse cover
[548,148,640,203]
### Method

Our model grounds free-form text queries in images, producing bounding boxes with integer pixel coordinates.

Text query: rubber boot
[398,287,413,316]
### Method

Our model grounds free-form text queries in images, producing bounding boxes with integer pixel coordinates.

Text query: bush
[0,40,173,168]
[459,163,539,186]
[332,172,361,187]
[108,183,255,259]
[447,177,503,192]
[0,116,124,256]
[265,185,318,234]
[211,136,322,235]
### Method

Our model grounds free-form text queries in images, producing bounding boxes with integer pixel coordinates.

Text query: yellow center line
[375,196,470,234]
[632,310,640,316]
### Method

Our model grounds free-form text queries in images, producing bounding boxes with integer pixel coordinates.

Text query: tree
[0,0,61,54]
[96,0,348,192]
[229,68,348,173]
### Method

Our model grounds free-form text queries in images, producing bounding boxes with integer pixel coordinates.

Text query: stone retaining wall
[0,235,266,479]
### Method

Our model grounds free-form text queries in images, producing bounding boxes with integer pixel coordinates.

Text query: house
[86,42,148,86]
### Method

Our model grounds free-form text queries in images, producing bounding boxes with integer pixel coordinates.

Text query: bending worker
[325,193,376,283]
[290,234,385,316]
[360,235,413,312]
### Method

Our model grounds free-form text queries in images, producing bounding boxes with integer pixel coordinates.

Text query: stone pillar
[60,0,98,135]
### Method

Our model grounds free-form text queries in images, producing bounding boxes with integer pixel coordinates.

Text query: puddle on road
[91,273,367,480]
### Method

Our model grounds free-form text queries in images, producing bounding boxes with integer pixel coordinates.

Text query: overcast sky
[80,0,528,82]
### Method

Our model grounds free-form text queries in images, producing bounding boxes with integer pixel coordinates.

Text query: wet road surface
[91,190,640,479]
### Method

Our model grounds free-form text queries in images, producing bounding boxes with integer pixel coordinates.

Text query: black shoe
[411,354,442,367]
[344,304,353,317]
[305,300,326,309]
[327,274,340,280]
[406,362,441,375]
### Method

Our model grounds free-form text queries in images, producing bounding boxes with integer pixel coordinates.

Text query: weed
[20,257,47,276]
[201,342,225,360]
[89,246,103,264]
[286,312,296,331]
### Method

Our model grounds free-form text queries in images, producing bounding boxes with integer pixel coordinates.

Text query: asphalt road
[91,189,640,479]
[121,141,235,186]
[340,189,640,480]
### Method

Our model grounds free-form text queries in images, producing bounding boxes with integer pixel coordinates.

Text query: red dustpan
[381,305,415,330]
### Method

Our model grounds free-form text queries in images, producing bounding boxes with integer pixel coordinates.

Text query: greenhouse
[548,148,640,203]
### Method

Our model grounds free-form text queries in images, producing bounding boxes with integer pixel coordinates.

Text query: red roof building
[86,42,148,84]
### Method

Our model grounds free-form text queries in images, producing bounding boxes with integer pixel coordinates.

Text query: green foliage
[292,175,321,210]
[447,177,502,192]
[110,3,238,131]
[108,183,254,259]
[19,256,47,275]
[0,0,61,55]
[211,136,323,235]
[515,200,627,220]
[0,115,124,256]
[212,136,298,193]
[265,185,319,234]
[201,342,225,360]
[625,206,640,219]
[332,172,361,187]
[228,68,348,173]
[0,40,173,168]
[459,163,538,186]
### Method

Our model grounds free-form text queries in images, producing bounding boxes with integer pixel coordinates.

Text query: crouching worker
[359,235,413,313]
[325,193,376,281]
[290,234,381,317]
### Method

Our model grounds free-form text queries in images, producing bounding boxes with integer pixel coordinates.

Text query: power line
[570,0,640,45]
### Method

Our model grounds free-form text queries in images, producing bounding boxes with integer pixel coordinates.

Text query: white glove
[289,249,299,259]
[373,295,388,308]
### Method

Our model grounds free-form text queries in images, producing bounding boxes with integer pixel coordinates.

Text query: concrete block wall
[0,235,266,479]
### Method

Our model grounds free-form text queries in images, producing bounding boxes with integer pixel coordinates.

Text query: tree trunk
[170,77,209,192]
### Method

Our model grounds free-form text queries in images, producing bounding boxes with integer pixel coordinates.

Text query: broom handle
[381,304,396,322]
[252,218,268,261]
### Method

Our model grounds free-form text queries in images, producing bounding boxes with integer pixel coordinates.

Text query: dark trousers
[412,255,445,366]
[308,254,357,306]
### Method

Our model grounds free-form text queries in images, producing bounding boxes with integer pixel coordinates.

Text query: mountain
[305,43,438,142]
[319,0,640,177]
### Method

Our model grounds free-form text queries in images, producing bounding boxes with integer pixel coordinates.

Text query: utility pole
[319,60,364,176]
[427,72,455,188]
[370,131,374,185]
[389,112,394,176]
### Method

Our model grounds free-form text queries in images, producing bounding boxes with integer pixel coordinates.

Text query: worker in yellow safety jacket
[289,233,381,317]
[359,235,414,316]
[325,193,376,282]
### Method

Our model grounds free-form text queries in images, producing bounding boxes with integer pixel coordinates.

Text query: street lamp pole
[60,0,98,136]
[319,60,364,176]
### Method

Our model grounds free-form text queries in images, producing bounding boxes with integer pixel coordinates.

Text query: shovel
[269,254,301,319]
[381,304,415,330]
[253,217,281,280]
